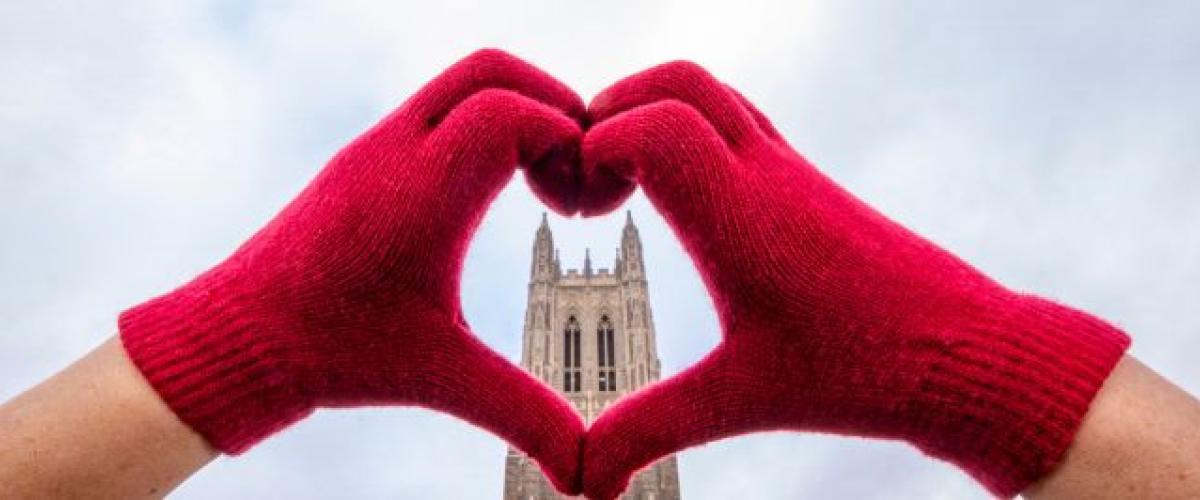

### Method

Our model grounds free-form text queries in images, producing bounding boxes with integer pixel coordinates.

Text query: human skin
[1024,356,1200,499]
[0,336,1197,498]
[0,337,214,498]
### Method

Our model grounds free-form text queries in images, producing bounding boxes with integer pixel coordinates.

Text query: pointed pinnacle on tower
[621,211,644,280]
[531,212,556,281]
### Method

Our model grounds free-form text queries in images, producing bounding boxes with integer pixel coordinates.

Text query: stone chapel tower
[502,212,682,500]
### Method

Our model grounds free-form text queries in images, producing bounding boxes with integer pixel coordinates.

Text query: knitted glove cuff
[908,293,1130,497]
[119,271,312,454]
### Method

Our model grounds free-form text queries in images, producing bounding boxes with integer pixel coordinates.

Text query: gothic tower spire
[620,210,645,281]
[531,212,556,282]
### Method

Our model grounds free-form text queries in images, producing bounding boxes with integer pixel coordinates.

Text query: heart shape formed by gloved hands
[118,49,1131,500]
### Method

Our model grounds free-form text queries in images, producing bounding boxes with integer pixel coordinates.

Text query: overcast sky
[2,1,1198,498]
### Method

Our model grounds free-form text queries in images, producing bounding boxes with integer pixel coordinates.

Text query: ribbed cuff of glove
[907,294,1130,497]
[119,272,312,454]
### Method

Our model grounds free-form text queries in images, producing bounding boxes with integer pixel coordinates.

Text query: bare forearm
[1025,356,1200,499]
[0,336,215,499]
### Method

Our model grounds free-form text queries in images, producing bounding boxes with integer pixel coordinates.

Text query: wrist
[905,293,1130,496]
[119,268,312,454]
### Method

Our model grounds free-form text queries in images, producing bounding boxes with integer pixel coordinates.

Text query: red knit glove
[578,62,1131,499]
[119,49,586,494]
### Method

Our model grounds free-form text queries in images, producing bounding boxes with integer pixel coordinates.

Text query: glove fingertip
[524,138,583,216]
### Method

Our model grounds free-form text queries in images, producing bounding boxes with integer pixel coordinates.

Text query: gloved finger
[589,61,764,149]
[723,84,784,143]
[407,48,585,128]
[579,100,748,306]
[414,88,584,284]
[583,346,759,500]
[413,325,586,496]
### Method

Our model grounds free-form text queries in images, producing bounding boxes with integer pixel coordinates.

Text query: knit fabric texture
[118,49,587,495]
[577,61,1131,499]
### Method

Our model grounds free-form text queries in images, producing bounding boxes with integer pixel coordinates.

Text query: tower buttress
[524,212,557,380]
[615,211,660,391]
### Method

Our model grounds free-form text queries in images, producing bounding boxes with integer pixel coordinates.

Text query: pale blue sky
[2,1,1198,498]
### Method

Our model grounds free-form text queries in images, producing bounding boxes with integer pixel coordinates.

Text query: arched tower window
[563,316,581,392]
[597,315,616,392]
